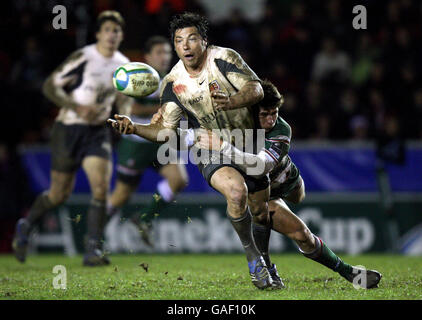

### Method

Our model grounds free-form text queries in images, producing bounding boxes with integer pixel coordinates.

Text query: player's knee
[48,190,71,206]
[252,210,270,226]
[288,189,306,204]
[249,201,268,219]
[225,182,248,208]
[91,183,109,201]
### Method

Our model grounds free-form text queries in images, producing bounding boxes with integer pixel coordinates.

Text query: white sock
[157,180,174,203]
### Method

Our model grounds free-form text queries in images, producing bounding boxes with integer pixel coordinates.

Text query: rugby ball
[113,62,160,97]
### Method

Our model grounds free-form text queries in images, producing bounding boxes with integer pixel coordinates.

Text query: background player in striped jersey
[13,11,133,266]
[108,12,276,289]
[196,80,382,289]
[107,36,188,246]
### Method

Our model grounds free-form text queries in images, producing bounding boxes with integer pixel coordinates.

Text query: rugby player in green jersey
[196,80,382,289]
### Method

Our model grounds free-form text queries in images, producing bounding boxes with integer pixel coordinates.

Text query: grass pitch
[0,253,421,300]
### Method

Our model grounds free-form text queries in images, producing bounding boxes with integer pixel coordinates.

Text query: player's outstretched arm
[107,114,176,143]
[212,81,263,112]
[196,130,276,177]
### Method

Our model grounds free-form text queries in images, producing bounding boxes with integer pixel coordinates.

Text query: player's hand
[194,128,223,151]
[75,105,101,121]
[151,107,164,125]
[211,90,233,111]
[107,114,135,134]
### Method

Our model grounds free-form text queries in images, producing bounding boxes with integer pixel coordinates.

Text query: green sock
[133,192,169,225]
[303,235,353,278]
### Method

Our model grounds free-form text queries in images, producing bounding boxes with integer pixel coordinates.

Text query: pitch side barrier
[18,142,422,255]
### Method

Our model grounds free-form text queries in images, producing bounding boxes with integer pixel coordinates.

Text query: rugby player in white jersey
[108,13,276,289]
[12,11,133,266]
[107,36,188,247]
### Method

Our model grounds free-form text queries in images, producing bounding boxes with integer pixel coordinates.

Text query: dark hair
[252,80,284,128]
[96,11,125,32]
[259,79,284,110]
[169,12,209,44]
[144,35,170,54]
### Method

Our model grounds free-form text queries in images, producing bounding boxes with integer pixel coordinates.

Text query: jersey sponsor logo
[199,112,217,124]
[188,95,203,106]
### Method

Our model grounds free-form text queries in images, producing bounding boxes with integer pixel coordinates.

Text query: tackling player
[196,80,382,289]
[108,13,276,289]
[107,36,188,246]
[12,11,133,266]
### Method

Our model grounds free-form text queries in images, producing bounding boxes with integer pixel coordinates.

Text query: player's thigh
[48,170,77,204]
[158,163,189,192]
[284,176,306,204]
[210,166,248,205]
[269,198,309,237]
[248,186,270,223]
[82,156,112,197]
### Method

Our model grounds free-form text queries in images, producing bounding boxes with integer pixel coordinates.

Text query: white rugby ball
[113,62,160,97]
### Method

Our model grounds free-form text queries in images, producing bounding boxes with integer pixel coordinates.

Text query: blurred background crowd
[2,0,422,147]
[1,0,422,250]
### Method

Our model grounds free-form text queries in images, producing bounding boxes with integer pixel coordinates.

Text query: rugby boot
[83,248,110,266]
[248,256,273,289]
[12,218,31,263]
[83,239,110,266]
[342,266,382,289]
[268,263,285,289]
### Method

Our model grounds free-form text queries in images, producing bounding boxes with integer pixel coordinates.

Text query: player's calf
[288,226,315,254]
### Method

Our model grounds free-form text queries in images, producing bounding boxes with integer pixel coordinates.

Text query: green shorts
[269,161,301,200]
[116,136,164,186]
[50,122,112,173]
